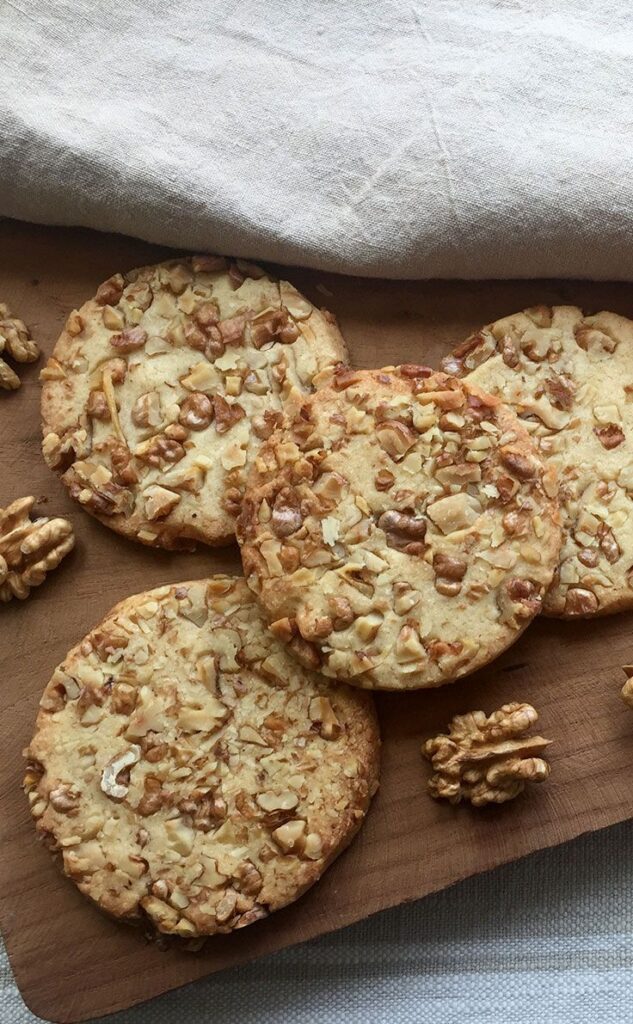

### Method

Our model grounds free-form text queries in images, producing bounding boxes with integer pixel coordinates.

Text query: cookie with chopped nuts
[24,577,379,938]
[442,306,633,616]
[40,258,347,549]
[237,366,561,690]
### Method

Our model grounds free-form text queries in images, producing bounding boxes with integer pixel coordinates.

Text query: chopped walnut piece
[499,447,539,480]
[192,254,229,273]
[563,586,599,616]
[86,389,110,421]
[143,485,181,521]
[110,326,147,353]
[136,435,185,468]
[375,420,417,459]
[423,702,552,806]
[545,372,575,410]
[95,273,125,306]
[0,302,39,390]
[378,510,427,553]
[309,696,341,739]
[110,443,138,486]
[252,410,283,440]
[100,745,141,801]
[0,496,75,602]
[49,785,80,814]
[594,423,625,450]
[433,552,467,581]
[374,469,395,491]
[250,308,300,348]
[272,501,303,538]
[427,493,480,535]
[212,394,245,434]
[131,391,162,429]
[271,818,307,853]
[219,314,247,346]
[179,393,213,430]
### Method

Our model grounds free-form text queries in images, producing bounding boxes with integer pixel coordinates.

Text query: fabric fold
[1,0,633,276]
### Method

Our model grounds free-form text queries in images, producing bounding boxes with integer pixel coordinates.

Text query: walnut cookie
[40,258,347,549]
[24,577,379,938]
[237,366,561,690]
[442,305,633,617]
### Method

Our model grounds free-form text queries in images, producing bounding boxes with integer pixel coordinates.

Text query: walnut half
[423,702,552,807]
[0,496,75,602]
[0,303,39,390]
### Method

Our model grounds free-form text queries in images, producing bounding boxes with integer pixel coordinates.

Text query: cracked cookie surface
[238,366,561,690]
[24,577,379,937]
[442,305,633,616]
[41,258,346,549]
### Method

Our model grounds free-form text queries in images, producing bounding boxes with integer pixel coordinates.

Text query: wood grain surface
[2,219,633,1023]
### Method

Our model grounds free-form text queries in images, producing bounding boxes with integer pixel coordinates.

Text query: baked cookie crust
[238,366,561,690]
[24,577,379,937]
[442,305,633,616]
[41,258,347,549]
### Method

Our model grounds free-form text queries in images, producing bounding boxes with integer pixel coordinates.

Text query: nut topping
[110,326,147,353]
[563,587,599,616]
[375,420,418,459]
[378,510,427,553]
[25,577,379,937]
[100,745,141,801]
[309,696,342,739]
[41,256,346,549]
[95,274,125,306]
[179,393,213,430]
[271,502,303,538]
[443,306,633,616]
[594,423,625,450]
[240,368,560,689]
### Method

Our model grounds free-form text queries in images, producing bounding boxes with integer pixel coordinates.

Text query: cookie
[40,258,347,549]
[442,305,633,616]
[237,366,561,690]
[24,577,379,938]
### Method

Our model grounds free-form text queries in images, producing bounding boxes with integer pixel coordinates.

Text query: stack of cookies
[25,257,633,940]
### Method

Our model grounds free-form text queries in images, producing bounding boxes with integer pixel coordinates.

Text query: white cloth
[2,0,633,279]
[3,822,633,1023]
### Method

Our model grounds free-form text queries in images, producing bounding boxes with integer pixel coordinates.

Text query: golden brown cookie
[442,305,633,616]
[41,258,347,549]
[24,577,379,938]
[238,366,561,690]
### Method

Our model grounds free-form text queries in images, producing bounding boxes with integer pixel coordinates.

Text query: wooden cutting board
[3,218,633,1023]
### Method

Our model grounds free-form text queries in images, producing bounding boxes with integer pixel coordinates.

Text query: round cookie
[24,577,379,938]
[40,257,347,549]
[238,366,561,690]
[441,305,633,617]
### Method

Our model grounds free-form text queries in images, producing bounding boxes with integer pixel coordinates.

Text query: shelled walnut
[423,702,552,807]
[0,303,39,390]
[0,496,75,602]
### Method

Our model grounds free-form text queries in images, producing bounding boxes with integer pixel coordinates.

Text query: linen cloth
[3,822,633,1023]
[2,0,633,279]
